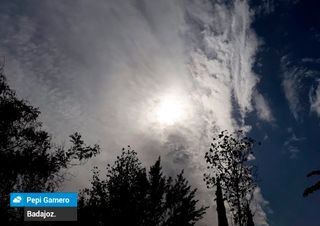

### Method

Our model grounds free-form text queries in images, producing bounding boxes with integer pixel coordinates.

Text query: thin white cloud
[254,0,276,16]
[281,56,303,120]
[254,92,275,122]
[283,133,305,159]
[283,76,301,120]
[281,56,320,121]
[302,58,320,64]
[251,187,272,226]
[310,80,320,117]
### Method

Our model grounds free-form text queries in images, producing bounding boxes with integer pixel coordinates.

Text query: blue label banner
[10,192,78,207]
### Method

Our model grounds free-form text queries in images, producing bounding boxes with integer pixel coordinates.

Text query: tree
[303,170,320,197]
[0,69,100,223]
[204,130,258,226]
[79,147,207,226]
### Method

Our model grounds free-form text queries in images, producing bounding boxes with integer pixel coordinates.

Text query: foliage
[79,147,207,226]
[204,130,258,226]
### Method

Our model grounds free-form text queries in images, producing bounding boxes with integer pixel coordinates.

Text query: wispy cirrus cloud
[281,56,320,121]
[283,132,306,159]
[309,80,320,117]
[281,56,305,121]
[254,92,275,122]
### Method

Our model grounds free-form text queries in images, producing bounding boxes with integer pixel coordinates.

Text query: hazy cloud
[254,0,276,16]
[302,58,320,64]
[0,0,270,225]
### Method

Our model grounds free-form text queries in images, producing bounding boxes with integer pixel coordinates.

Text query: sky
[0,0,320,225]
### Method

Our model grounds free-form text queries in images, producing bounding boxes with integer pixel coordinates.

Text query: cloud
[184,0,272,130]
[309,80,320,117]
[302,58,320,64]
[283,77,300,120]
[0,0,270,225]
[281,57,304,121]
[254,0,276,16]
[182,0,270,224]
[251,187,272,226]
[254,92,275,122]
[281,56,320,121]
[283,133,305,159]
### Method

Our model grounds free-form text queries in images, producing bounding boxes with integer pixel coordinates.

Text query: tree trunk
[216,179,229,226]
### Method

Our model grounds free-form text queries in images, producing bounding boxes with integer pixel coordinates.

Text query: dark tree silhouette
[204,130,258,226]
[79,147,207,226]
[0,70,100,223]
[215,178,229,226]
[303,170,320,197]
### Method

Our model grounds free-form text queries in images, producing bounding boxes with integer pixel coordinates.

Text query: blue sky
[249,1,320,225]
[0,0,320,225]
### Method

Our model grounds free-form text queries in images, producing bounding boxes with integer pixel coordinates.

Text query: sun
[155,97,185,126]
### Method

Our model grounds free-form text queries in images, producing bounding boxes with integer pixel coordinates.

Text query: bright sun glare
[156,97,185,126]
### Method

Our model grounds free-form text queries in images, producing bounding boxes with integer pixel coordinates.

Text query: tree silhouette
[303,169,320,197]
[0,70,100,223]
[204,130,258,226]
[79,147,207,226]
